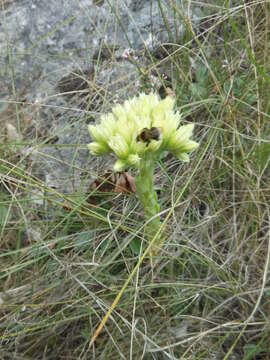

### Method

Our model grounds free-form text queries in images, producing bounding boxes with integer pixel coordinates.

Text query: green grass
[1,1,270,359]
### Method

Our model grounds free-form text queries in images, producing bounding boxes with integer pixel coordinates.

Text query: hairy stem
[135,155,163,255]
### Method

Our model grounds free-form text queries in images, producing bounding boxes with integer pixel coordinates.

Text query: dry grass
[1,1,270,359]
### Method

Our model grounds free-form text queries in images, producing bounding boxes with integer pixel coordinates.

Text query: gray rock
[1,0,202,193]
[1,0,202,95]
[29,60,140,193]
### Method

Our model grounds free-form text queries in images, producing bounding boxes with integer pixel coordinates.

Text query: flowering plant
[88,93,198,254]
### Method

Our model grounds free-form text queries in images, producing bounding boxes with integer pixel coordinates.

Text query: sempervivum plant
[88,93,198,255]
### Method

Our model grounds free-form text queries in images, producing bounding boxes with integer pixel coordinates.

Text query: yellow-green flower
[87,93,198,170]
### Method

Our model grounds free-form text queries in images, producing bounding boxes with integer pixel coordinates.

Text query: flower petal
[87,142,110,155]
[127,154,141,167]
[109,135,129,158]
[174,152,190,162]
[176,124,195,140]
[113,159,127,172]
[88,125,103,142]
[147,140,162,152]
[178,140,199,152]
[167,124,196,151]
[152,96,175,118]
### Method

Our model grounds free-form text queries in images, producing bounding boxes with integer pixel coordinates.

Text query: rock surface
[0,0,202,193]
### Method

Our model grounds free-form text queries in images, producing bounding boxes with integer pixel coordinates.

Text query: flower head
[88,93,198,169]
[122,48,133,59]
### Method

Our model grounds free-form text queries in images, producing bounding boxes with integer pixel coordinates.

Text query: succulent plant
[88,93,199,254]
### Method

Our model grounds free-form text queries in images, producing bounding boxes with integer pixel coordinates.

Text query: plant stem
[135,155,163,255]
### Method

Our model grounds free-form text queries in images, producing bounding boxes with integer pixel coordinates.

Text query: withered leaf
[87,171,136,205]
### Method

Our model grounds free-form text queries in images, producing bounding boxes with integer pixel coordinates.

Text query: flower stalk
[134,154,162,254]
[88,93,199,255]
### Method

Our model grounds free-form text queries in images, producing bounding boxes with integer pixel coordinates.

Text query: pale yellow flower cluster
[88,93,198,171]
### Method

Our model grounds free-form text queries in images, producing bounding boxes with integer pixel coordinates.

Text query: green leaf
[243,344,263,360]
[196,65,208,82]
[189,83,208,99]
[255,143,270,169]
[129,238,142,255]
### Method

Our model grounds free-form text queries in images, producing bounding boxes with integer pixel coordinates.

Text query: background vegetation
[1,1,270,359]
